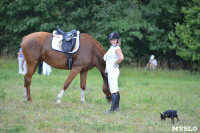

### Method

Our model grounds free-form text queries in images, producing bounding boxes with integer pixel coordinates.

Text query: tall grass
[0,59,199,133]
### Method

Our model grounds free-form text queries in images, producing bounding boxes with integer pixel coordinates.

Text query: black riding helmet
[108,32,120,40]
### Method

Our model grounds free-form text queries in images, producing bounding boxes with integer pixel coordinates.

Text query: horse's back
[21,32,105,69]
[21,32,51,47]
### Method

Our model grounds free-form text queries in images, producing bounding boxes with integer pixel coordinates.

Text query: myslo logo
[172,126,198,132]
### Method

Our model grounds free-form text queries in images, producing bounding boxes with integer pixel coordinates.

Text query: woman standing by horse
[21,31,112,103]
[103,32,124,113]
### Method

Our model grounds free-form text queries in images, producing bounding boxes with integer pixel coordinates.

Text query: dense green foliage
[169,0,200,69]
[0,0,198,68]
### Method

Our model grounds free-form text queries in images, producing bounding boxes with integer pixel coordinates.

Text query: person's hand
[114,64,119,68]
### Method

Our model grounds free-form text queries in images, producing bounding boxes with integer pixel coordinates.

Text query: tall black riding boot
[109,93,118,113]
[115,92,120,111]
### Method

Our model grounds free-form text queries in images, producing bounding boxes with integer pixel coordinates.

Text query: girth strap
[68,53,73,70]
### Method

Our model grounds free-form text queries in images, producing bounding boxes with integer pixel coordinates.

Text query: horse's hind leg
[24,59,42,102]
[80,70,88,103]
[56,67,82,104]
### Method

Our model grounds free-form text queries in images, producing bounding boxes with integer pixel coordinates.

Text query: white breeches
[107,68,119,94]
[43,62,52,76]
[18,57,27,74]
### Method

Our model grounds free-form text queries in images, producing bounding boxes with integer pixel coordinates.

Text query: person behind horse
[43,61,52,76]
[17,47,27,74]
[38,62,43,75]
[146,55,157,70]
[103,32,124,113]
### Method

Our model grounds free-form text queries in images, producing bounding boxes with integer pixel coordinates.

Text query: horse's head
[89,35,112,103]
[106,94,112,103]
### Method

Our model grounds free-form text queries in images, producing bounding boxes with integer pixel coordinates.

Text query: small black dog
[160,110,179,124]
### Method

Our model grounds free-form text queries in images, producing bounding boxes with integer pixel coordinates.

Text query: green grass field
[0,59,199,133]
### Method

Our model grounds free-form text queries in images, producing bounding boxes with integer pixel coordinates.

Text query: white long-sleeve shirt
[103,45,120,73]
[103,45,120,93]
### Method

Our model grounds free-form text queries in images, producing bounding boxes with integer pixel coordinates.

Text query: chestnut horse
[21,32,111,104]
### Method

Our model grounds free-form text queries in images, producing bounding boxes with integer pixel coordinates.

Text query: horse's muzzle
[106,95,112,103]
[106,95,111,99]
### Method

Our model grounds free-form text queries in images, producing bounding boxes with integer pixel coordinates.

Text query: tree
[139,0,191,57]
[0,0,61,55]
[0,0,197,69]
[169,0,200,68]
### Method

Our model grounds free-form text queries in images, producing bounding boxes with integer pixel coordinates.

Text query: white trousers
[43,62,52,76]
[18,57,27,74]
[107,68,119,94]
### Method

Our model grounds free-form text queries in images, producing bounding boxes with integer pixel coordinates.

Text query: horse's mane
[94,40,106,53]
[87,34,106,53]
[85,34,106,69]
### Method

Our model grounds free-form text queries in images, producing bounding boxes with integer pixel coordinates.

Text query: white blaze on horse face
[56,89,64,104]
[24,87,27,99]
[81,89,85,103]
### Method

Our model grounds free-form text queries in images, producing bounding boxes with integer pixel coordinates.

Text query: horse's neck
[95,50,107,80]
[96,62,107,87]
[95,47,106,69]
[92,38,107,80]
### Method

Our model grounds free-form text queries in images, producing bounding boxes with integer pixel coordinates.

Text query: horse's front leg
[56,67,82,104]
[80,70,88,103]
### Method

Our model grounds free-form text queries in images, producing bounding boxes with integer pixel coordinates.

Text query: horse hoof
[27,98,32,102]
[56,98,61,104]
[24,95,27,99]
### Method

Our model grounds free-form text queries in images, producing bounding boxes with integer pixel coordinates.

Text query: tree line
[0,0,199,70]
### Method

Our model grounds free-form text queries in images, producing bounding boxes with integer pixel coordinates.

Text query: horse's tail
[22,36,27,40]
[20,36,27,47]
